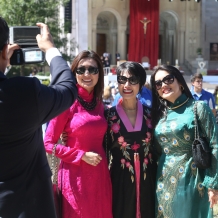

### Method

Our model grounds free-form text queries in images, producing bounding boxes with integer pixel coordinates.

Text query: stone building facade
[60,0,218,70]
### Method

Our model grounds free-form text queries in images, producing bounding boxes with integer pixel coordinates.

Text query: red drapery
[128,0,159,68]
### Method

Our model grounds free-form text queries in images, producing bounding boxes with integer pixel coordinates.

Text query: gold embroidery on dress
[163,147,170,154]
[172,138,179,146]
[197,182,204,197]
[156,124,194,217]
[155,101,217,218]
[183,130,191,141]
[190,162,197,176]
[157,205,164,218]
[160,136,168,143]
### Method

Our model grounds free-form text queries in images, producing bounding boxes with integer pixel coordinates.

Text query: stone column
[111,29,117,64]
[77,0,88,52]
[71,0,79,55]
[117,25,127,61]
[179,30,185,64]
[168,30,174,65]
[92,25,97,52]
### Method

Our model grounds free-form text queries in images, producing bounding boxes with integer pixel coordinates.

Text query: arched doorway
[159,11,178,65]
[96,12,118,64]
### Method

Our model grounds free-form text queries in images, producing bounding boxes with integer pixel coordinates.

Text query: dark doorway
[159,35,162,59]
[96,34,106,57]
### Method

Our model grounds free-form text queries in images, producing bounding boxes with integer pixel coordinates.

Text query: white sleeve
[45,48,62,66]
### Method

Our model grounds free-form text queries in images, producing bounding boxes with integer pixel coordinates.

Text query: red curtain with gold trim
[128,0,159,68]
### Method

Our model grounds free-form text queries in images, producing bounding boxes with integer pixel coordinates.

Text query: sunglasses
[76,66,99,75]
[117,75,140,85]
[154,74,174,90]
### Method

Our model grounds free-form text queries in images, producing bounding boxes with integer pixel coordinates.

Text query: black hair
[150,65,193,128]
[0,17,9,51]
[116,61,146,92]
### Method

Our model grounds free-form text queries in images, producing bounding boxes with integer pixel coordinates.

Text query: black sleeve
[35,56,78,125]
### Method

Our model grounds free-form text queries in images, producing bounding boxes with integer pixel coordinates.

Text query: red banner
[128,0,159,68]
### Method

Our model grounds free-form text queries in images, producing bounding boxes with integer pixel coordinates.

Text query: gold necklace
[167,98,189,110]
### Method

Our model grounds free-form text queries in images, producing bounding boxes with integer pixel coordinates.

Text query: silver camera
[9,26,45,65]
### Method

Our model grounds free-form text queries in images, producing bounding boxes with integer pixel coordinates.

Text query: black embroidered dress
[105,100,157,218]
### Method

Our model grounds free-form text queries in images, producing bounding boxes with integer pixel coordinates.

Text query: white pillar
[72,0,79,55]
[77,0,88,52]
[117,25,127,61]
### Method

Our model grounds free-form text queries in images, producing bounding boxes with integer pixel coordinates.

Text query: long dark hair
[116,61,146,92]
[0,17,9,51]
[71,50,104,101]
[150,65,193,128]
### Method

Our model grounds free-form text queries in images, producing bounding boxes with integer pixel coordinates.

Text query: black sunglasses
[117,75,140,85]
[76,66,99,75]
[155,74,174,90]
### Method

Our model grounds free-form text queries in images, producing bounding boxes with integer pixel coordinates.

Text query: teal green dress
[154,94,218,218]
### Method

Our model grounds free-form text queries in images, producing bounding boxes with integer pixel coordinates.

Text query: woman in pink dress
[44,50,112,218]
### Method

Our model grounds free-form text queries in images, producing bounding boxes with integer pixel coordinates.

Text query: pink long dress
[44,84,112,218]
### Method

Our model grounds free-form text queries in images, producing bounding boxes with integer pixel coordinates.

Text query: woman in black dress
[105,62,157,218]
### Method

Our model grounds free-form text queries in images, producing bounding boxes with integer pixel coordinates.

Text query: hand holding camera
[36,23,55,53]
[7,44,20,58]
[9,22,54,65]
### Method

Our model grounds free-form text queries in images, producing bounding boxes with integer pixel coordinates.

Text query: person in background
[111,65,117,75]
[112,84,152,108]
[144,81,151,90]
[0,19,78,217]
[103,85,114,108]
[190,73,216,117]
[111,87,117,100]
[104,56,110,67]
[100,55,105,67]
[213,86,218,110]
[105,61,157,218]
[115,51,120,62]
[213,86,218,124]
[150,65,218,218]
[44,50,112,218]
[103,52,111,65]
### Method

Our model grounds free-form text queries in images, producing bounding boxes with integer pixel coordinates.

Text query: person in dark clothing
[0,18,78,218]
[105,61,157,218]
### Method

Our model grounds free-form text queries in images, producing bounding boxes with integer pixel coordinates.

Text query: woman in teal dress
[150,65,218,218]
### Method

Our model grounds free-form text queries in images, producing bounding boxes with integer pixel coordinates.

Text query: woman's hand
[82,152,102,166]
[208,189,218,208]
[60,131,68,145]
